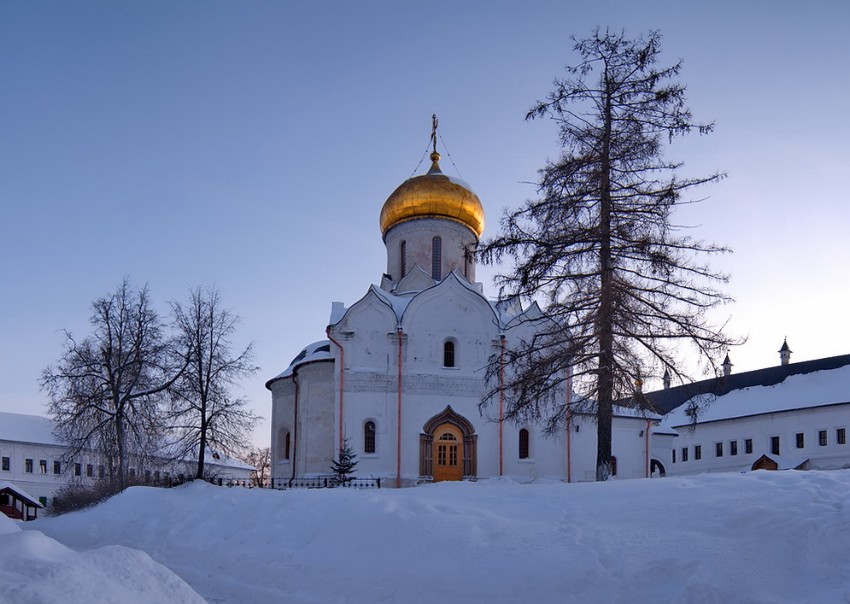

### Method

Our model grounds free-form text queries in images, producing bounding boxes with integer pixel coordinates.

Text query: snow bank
[27,472,850,603]
[0,512,204,604]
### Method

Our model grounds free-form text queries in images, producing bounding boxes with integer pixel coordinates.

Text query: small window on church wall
[400,241,407,277]
[443,340,455,367]
[278,428,291,461]
[432,236,442,280]
[519,429,530,459]
[364,421,376,454]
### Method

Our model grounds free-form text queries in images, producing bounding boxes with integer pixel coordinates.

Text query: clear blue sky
[2,1,849,447]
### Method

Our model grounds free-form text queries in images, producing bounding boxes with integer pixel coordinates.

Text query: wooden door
[432,424,463,482]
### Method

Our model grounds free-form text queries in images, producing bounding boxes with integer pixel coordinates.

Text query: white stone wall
[384,218,477,283]
[665,404,850,475]
[0,441,70,503]
[269,360,335,479]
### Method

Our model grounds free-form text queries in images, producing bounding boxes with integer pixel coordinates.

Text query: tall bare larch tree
[479,29,738,480]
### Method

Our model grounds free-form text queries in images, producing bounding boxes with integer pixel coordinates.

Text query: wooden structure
[751,454,808,472]
[0,481,43,521]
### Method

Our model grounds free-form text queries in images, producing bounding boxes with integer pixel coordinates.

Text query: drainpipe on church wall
[499,335,506,476]
[326,328,345,452]
[291,370,300,482]
[396,327,404,488]
[644,419,652,478]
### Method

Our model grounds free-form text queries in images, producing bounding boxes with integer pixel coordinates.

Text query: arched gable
[333,285,400,332]
[330,286,400,371]
[395,265,434,294]
[401,270,499,328]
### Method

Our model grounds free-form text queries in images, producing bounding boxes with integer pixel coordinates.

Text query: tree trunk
[596,71,614,482]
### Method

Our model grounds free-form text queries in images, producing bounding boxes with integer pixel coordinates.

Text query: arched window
[278,428,291,461]
[432,236,442,280]
[364,421,376,454]
[443,340,455,368]
[400,241,407,277]
[519,428,530,459]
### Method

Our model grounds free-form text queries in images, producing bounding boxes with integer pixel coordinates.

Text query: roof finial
[431,113,439,155]
[427,114,442,174]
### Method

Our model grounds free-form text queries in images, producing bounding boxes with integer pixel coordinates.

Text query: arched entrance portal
[420,406,477,482]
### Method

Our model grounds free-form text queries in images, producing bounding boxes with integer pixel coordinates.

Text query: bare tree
[241,446,271,487]
[479,29,738,481]
[168,286,259,479]
[42,279,180,490]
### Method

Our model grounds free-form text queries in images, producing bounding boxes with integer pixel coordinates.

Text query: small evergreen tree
[330,438,358,484]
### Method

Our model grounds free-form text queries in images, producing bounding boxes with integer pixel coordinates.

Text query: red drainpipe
[498,335,506,476]
[326,328,345,452]
[396,327,404,488]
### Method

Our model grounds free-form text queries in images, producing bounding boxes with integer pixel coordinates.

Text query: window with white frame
[1,456,9,471]
[715,442,723,457]
[25,458,33,473]
[819,430,828,446]
[838,428,846,445]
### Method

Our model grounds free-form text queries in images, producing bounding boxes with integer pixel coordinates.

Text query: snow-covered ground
[6,470,850,603]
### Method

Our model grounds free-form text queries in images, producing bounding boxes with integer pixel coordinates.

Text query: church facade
[268,146,658,486]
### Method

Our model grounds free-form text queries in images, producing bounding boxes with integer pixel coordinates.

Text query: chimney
[662,368,671,390]
[779,338,792,366]
[722,353,733,376]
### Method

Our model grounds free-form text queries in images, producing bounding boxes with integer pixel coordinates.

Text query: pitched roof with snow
[642,354,850,415]
[662,359,850,427]
[0,412,60,446]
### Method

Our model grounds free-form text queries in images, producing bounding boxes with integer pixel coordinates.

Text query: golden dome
[380,152,485,238]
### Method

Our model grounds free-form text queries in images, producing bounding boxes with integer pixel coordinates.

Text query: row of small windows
[398,237,443,281]
[673,428,847,463]
[1,457,173,482]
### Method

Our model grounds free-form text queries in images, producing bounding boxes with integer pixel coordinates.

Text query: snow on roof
[0,412,60,446]
[611,404,661,421]
[269,339,334,381]
[751,453,808,471]
[0,481,43,507]
[666,364,850,427]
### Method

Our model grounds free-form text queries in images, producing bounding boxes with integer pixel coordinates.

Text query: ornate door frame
[419,406,477,481]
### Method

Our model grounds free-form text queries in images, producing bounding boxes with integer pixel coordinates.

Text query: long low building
[646,349,850,475]
[0,411,253,507]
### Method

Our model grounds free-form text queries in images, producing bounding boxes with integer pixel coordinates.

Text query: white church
[267,140,659,487]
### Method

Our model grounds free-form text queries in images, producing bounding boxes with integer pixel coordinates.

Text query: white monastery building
[646,346,850,476]
[0,411,253,510]
[267,142,659,486]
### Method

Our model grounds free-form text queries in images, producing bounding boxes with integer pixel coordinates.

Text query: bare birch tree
[168,286,259,479]
[479,29,738,481]
[42,279,180,490]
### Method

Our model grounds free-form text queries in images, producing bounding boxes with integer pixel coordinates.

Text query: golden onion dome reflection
[379,151,485,239]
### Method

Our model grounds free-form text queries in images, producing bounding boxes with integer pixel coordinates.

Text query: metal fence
[269,477,381,490]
